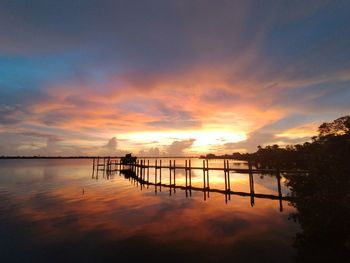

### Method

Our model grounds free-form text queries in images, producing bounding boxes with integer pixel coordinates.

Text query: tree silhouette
[318,115,350,138]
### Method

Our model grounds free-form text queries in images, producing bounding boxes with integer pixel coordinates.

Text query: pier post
[248,159,253,173]
[206,159,210,189]
[203,160,206,189]
[155,159,158,184]
[95,167,99,180]
[147,160,150,183]
[92,163,95,179]
[143,160,146,182]
[141,160,144,180]
[249,169,255,207]
[277,169,283,212]
[185,160,188,186]
[224,159,228,204]
[169,160,171,187]
[138,160,141,179]
[224,159,227,190]
[203,160,206,199]
[139,159,141,177]
[173,160,176,186]
[227,160,231,200]
[102,157,106,177]
[189,159,192,187]
[226,160,231,190]
[206,159,210,198]
[139,160,141,178]
[185,160,188,197]
[140,160,143,190]
[159,160,162,184]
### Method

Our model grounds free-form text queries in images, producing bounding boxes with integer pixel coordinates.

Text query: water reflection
[110,166,287,212]
[0,159,298,263]
[285,166,350,261]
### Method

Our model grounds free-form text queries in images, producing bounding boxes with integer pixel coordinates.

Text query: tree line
[203,115,350,170]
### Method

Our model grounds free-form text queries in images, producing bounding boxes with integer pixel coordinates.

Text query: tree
[318,116,350,138]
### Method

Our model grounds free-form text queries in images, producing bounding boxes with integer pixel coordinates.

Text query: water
[0,159,299,262]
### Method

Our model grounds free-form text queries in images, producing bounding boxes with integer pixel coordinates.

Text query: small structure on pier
[120,153,137,165]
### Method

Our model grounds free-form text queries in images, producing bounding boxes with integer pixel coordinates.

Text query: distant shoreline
[0,156,201,159]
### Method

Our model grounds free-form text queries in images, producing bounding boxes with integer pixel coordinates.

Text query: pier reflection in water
[0,159,299,263]
[92,157,298,211]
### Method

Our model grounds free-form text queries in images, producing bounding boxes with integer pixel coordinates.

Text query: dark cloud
[0,106,22,125]
[20,131,63,142]
[146,120,199,129]
[2,0,346,74]
[152,105,200,129]
[201,89,241,105]
[264,80,350,115]
[40,110,75,127]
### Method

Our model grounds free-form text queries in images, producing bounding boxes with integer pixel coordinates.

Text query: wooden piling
[185,160,188,189]
[249,169,255,207]
[206,159,210,189]
[141,160,143,180]
[159,159,162,185]
[189,159,192,187]
[155,159,158,184]
[147,160,150,182]
[226,160,231,190]
[169,160,172,185]
[226,160,231,200]
[224,160,228,191]
[203,160,206,189]
[277,170,283,212]
[173,160,176,187]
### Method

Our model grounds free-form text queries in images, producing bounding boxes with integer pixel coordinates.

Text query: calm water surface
[0,159,299,262]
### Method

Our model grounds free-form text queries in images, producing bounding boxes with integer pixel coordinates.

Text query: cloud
[0,1,350,155]
[13,136,83,157]
[98,137,129,156]
[139,147,160,157]
[166,139,195,156]
[102,137,117,151]
[223,114,328,152]
[20,131,63,142]
[0,105,22,125]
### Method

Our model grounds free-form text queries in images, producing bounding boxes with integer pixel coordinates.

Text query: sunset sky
[1,0,350,156]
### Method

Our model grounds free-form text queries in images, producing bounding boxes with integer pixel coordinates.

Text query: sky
[0,0,350,156]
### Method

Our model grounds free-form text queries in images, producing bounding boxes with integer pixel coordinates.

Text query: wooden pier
[92,157,306,211]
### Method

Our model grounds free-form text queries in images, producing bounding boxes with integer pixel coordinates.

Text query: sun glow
[118,130,247,152]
